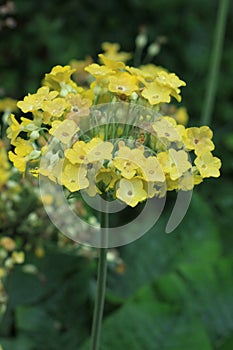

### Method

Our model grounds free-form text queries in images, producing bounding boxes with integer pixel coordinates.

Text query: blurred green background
[0,0,233,349]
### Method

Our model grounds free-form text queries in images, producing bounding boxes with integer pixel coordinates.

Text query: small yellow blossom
[85,63,115,79]
[0,268,5,278]
[49,119,79,144]
[156,71,186,101]
[174,106,188,125]
[43,65,77,93]
[17,86,58,113]
[42,97,69,118]
[157,149,192,180]
[0,237,16,251]
[66,93,92,119]
[11,251,25,264]
[194,152,221,178]
[113,143,145,179]
[96,168,120,191]
[61,162,89,192]
[108,72,138,96]
[8,151,26,172]
[185,126,215,156]
[145,181,167,198]
[0,97,18,112]
[141,81,172,105]
[177,171,194,191]
[8,138,34,172]
[152,117,181,142]
[140,64,165,80]
[98,54,125,70]
[86,139,113,163]
[116,178,147,207]
[65,140,89,165]
[39,155,63,183]
[35,247,45,258]
[6,114,21,144]
[140,156,165,182]
[14,138,34,157]
[101,42,132,62]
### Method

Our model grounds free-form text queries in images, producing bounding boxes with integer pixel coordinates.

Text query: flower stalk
[90,208,109,350]
[201,0,229,125]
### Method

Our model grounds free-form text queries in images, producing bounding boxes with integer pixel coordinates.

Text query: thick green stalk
[90,209,109,350]
[201,0,229,125]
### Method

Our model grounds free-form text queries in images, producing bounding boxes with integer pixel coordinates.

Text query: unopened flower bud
[135,33,148,49]
[29,150,41,160]
[30,130,40,140]
[147,43,160,57]
[130,92,138,101]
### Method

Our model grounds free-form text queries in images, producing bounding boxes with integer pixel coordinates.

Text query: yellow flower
[177,171,194,191]
[8,138,34,172]
[140,156,165,182]
[140,64,164,80]
[0,97,18,112]
[49,119,79,144]
[86,138,113,163]
[152,117,181,142]
[85,63,115,79]
[14,138,34,157]
[17,86,58,113]
[65,140,89,165]
[184,126,215,156]
[194,152,221,178]
[141,81,172,105]
[113,142,145,179]
[0,236,16,251]
[98,54,125,70]
[0,167,10,189]
[96,167,120,191]
[101,42,132,62]
[66,93,92,119]
[12,251,25,264]
[125,66,150,84]
[43,65,78,95]
[155,71,186,101]
[174,106,188,125]
[42,97,69,118]
[61,162,89,192]
[39,154,63,183]
[145,181,167,198]
[108,72,138,96]
[6,114,21,144]
[116,178,147,207]
[157,149,192,180]
[8,151,26,172]
[0,141,10,170]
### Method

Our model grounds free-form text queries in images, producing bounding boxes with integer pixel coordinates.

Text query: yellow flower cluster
[7,45,221,207]
[0,141,11,189]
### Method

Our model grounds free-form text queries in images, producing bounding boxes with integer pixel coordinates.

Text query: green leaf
[107,193,221,300]
[16,306,54,332]
[156,258,233,346]
[0,335,34,350]
[81,300,212,350]
[179,258,233,345]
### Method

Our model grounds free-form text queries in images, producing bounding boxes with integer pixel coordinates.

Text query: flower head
[194,152,221,178]
[116,178,147,207]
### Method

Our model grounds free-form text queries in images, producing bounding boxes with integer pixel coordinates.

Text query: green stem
[201,0,229,125]
[90,210,109,350]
